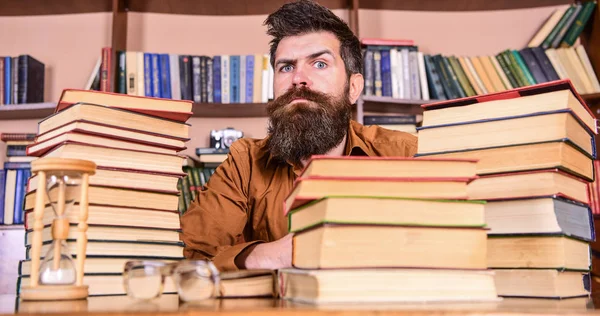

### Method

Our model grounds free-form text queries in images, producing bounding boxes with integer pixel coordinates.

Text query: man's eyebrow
[274,49,335,67]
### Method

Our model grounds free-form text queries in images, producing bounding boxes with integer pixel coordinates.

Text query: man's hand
[241,233,293,270]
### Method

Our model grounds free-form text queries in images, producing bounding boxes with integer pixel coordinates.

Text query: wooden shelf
[0,102,56,120]
[192,102,268,118]
[0,0,112,16]
[0,225,24,230]
[359,0,573,11]
[127,0,348,15]
[361,96,438,115]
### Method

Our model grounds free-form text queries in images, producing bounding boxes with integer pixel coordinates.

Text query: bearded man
[180,0,417,271]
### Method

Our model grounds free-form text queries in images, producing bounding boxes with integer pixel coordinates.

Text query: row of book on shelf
[0,55,45,105]
[87,47,275,104]
[5,79,600,301]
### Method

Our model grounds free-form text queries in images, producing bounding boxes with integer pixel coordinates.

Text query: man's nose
[291,66,312,88]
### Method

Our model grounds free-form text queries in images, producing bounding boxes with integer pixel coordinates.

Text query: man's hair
[264,0,363,77]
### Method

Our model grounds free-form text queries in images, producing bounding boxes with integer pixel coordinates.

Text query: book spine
[178,55,192,100]
[144,53,153,97]
[373,50,382,96]
[221,56,230,104]
[519,48,548,84]
[117,51,126,94]
[191,56,201,102]
[206,57,213,103]
[401,49,411,99]
[542,5,576,49]
[246,55,254,103]
[4,57,10,104]
[13,169,25,225]
[151,54,161,97]
[551,3,582,48]
[169,54,181,100]
[100,47,111,92]
[7,145,27,157]
[561,2,596,47]
[212,56,221,103]
[511,50,536,85]
[363,49,374,96]
[230,56,240,103]
[160,54,171,99]
[442,56,465,98]
[0,58,4,105]
[200,56,208,103]
[239,55,246,103]
[363,115,417,125]
[432,55,456,99]
[12,57,18,103]
[408,51,421,99]
[423,55,446,100]
[380,50,392,97]
[448,56,475,97]
[17,55,27,104]
[502,51,526,87]
[417,52,429,100]
[495,54,519,89]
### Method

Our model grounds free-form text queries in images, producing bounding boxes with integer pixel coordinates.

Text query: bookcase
[2,0,600,138]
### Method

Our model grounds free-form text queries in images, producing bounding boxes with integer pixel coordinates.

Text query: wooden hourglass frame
[20,158,96,301]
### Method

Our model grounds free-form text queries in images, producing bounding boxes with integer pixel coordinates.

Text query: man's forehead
[275,32,341,60]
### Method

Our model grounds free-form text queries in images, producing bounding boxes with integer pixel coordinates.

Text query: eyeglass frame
[122,259,221,301]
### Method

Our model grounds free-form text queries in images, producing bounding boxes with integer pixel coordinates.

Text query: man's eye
[314,61,327,69]
[280,65,293,72]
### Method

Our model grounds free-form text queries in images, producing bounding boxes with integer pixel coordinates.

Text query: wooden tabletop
[4,294,600,316]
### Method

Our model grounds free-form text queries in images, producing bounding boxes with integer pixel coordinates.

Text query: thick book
[288,197,485,233]
[485,196,594,241]
[297,156,477,181]
[284,175,475,215]
[421,79,596,135]
[418,140,594,182]
[16,55,44,104]
[292,223,487,269]
[39,103,190,140]
[468,168,590,204]
[279,268,498,304]
[56,89,193,122]
[25,203,180,231]
[494,269,589,298]
[487,235,590,270]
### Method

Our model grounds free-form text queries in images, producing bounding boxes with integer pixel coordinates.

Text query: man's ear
[348,73,364,104]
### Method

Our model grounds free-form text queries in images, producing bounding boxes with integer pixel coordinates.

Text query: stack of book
[417,79,596,298]
[279,156,498,304]
[16,89,193,296]
[0,133,36,225]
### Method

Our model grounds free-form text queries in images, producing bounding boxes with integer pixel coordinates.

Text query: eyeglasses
[123,260,220,302]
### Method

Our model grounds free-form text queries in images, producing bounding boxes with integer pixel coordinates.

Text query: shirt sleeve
[180,141,263,271]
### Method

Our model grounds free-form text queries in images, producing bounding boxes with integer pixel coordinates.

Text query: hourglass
[20,158,96,301]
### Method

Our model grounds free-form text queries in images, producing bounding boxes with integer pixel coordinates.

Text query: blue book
[4,57,11,104]
[0,170,5,225]
[13,169,26,225]
[230,56,240,103]
[151,54,161,97]
[212,56,221,103]
[144,53,153,97]
[160,54,172,99]
[246,55,254,103]
[380,50,392,97]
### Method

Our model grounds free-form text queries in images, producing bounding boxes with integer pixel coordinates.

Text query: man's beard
[266,85,352,167]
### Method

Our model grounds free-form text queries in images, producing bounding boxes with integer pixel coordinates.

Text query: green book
[441,56,466,98]
[448,56,476,96]
[541,4,577,49]
[511,50,536,85]
[495,54,520,88]
[561,1,597,47]
[502,51,526,87]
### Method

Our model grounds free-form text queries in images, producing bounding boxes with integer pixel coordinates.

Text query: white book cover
[221,55,230,104]
[125,51,138,95]
[3,169,16,225]
[390,48,399,99]
[564,47,594,94]
[575,45,600,93]
[168,54,181,100]
[253,54,263,103]
[545,49,568,80]
[84,56,101,90]
[262,54,269,103]
[268,54,274,101]
[401,49,411,100]
[408,51,421,100]
[240,55,247,103]
[136,52,145,96]
[416,52,429,101]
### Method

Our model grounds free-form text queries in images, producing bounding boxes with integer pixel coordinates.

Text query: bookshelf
[1,0,600,125]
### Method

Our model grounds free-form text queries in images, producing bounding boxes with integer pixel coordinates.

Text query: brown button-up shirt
[180,120,418,271]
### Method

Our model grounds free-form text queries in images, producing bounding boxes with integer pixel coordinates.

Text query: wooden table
[4,294,600,316]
